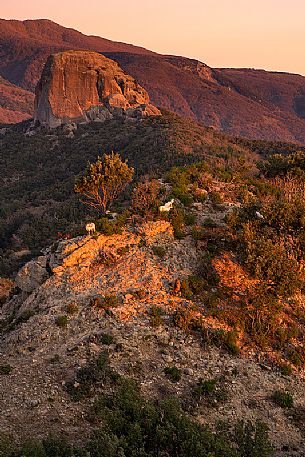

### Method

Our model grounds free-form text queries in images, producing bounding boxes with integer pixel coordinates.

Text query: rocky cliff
[34,51,160,128]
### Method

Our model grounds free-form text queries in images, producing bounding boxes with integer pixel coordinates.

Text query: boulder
[15,256,49,293]
[34,51,161,128]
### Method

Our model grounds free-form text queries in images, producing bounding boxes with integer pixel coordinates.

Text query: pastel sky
[2,0,305,75]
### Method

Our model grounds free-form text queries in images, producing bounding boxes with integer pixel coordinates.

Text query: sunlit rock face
[34,50,161,128]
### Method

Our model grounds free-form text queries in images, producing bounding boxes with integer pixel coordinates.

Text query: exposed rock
[34,51,161,128]
[15,256,49,293]
[0,219,305,454]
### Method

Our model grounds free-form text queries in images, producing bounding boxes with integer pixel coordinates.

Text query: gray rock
[15,256,49,293]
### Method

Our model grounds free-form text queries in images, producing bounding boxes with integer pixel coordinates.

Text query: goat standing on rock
[86,222,96,235]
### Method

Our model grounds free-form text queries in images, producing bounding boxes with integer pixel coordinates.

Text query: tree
[75,152,134,214]
[131,178,160,217]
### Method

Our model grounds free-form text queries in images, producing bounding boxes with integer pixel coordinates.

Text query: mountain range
[1,18,305,144]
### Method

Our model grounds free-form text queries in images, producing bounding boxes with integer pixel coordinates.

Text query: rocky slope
[34,51,160,128]
[1,211,304,455]
[1,19,305,144]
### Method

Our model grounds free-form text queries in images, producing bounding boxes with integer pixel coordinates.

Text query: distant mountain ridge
[1,18,305,143]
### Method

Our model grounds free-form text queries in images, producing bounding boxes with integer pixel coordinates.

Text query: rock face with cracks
[34,50,161,128]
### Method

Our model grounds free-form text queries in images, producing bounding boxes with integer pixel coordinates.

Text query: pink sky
[2,0,305,75]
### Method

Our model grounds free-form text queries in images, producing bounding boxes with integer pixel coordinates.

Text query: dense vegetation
[0,111,257,276]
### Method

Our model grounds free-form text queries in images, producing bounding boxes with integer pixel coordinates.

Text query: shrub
[101,295,120,310]
[131,178,160,217]
[164,366,181,383]
[100,333,115,345]
[95,218,123,236]
[66,353,116,401]
[209,191,223,205]
[152,245,166,258]
[133,289,146,300]
[91,378,273,456]
[95,248,117,267]
[180,275,206,299]
[279,364,293,376]
[221,330,240,355]
[194,378,228,406]
[272,390,294,408]
[169,207,186,239]
[66,303,79,315]
[203,217,217,227]
[241,230,300,297]
[188,275,206,295]
[56,315,68,327]
[234,420,273,457]
[287,346,305,367]
[91,295,120,311]
[173,305,202,334]
[0,364,13,375]
[180,278,193,299]
[184,212,196,226]
[116,246,130,256]
[150,306,164,327]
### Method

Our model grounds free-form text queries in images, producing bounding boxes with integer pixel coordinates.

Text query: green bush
[287,346,305,367]
[152,245,166,258]
[240,225,300,297]
[100,333,115,345]
[180,275,207,299]
[91,295,120,311]
[194,378,228,406]
[279,364,293,376]
[0,364,13,375]
[164,366,182,383]
[221,330,240,355]
[209,191,223,205]
[95,217,124,236]
[56,315,68,328]
[169,207,186,239]
[131,178,160,217]
[66,353,116,401]
[150,306,164,327]
[66,303,79,315]
[272,390,294,408]
[180,278,194,299]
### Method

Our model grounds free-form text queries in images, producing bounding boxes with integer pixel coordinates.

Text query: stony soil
[0,212,304,456]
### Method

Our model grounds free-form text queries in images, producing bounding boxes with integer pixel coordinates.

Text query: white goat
[105,210,118,220]
[86,222,96,235]
[159,199,175,213]
[255,211,264,220]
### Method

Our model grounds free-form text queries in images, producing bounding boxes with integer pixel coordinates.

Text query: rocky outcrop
[15,256,49,293]
[34,51,161,128]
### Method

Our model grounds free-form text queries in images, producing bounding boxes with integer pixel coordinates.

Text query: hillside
[0,111,259,275]
[1,105,305,455]
[1,19,305,143]
[0,76,34,124]
[105,53,305,144]
[1,163,305,455]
